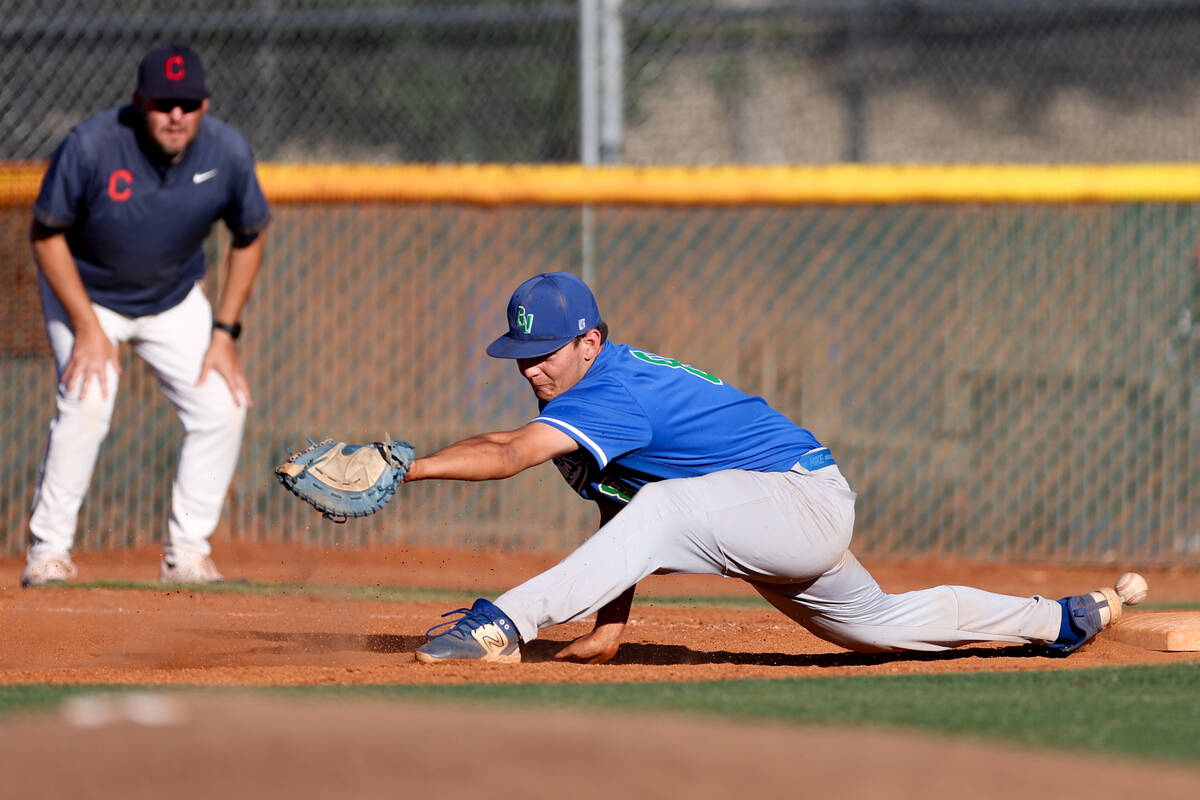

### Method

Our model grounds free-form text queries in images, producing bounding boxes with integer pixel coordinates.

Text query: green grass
[308,664,1200,763]
[2,664,1198,763]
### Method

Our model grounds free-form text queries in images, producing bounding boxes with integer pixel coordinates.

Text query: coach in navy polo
[23,43,270,586]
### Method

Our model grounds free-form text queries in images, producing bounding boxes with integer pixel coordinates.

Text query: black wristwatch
[212,320,242,340]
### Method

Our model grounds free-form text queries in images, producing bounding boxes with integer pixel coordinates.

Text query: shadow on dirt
[519,639,1051,667]
[201,629,1053,666]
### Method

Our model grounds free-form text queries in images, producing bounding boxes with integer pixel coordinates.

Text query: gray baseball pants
[495,462,1063,652]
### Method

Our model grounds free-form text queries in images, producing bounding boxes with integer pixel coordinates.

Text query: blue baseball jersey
[536,342,823,505]
[33,105,270,316]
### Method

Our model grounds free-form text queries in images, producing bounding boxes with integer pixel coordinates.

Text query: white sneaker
[159,554,223,584]
[21,553,78,587]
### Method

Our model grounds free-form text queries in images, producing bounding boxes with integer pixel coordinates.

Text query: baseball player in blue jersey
[410,272,1132,663]
[21,44,270,587]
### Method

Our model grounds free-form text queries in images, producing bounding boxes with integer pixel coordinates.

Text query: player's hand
[198,330,252,407]
[62,322,119,400]
[553,582,633,664]
[554,621,624,664]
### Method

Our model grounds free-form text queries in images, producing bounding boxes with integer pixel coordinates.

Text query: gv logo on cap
[515,305,534,334]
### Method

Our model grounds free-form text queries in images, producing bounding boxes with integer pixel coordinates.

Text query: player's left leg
[132,283,245,581]
[492,466,853,644]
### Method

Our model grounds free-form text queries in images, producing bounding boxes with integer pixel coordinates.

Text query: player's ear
[200,98,211,115]
[582,328,603,360]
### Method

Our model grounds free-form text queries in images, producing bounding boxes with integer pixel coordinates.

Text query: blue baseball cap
[487,272,603,359]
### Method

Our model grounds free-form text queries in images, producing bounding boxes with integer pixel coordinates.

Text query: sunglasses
[148,98,203,114]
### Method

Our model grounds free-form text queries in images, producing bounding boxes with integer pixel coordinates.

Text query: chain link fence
[2,198,1199,564]
[4,1,1200,565]
[6,1,1200,164]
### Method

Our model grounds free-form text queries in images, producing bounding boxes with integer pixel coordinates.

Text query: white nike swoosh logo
[192,169,218,184]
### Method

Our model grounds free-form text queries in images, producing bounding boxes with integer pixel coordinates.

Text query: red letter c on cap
[108,169,133,201]
[165,55,185,81]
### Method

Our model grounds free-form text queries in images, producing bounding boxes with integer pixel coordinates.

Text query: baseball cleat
[1048,584,1128,654]
[159,554,223,584]
[415,598,521,663]
[20,553,78,588]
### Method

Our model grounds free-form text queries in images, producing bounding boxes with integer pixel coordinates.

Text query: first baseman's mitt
[275,436,415,522]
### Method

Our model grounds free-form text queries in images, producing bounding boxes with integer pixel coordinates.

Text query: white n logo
[474,623,509,652]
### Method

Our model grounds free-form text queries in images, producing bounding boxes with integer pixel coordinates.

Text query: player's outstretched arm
[277,421,576,521]
[404,421,578,483]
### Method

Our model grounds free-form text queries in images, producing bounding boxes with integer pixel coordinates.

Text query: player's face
[517,332,600,401]
[138,96,209,162]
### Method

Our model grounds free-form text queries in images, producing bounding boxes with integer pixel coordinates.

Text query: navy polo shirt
[33,105,271,316]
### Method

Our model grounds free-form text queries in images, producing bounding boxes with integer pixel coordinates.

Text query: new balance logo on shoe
[475,623,511,652]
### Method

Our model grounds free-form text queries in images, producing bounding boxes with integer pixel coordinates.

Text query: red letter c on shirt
[108,169,133,201]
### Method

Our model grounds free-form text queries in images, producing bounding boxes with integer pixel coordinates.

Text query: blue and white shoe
[1048,586,1124,654]
[415,598,521,663]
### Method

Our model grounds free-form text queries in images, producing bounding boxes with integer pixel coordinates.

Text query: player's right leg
[750,550,1074,653]
[25,279,128,586]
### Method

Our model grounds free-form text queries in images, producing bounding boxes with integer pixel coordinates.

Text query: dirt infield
[3,543,1200,799]
[2,542,1198,685]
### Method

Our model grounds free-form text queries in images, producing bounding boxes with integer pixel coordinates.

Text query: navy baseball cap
[487,272,603,359]
[136,44,210,101]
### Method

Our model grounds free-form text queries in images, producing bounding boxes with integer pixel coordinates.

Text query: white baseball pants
[495,462,1063,652]
[28,278,246,561]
